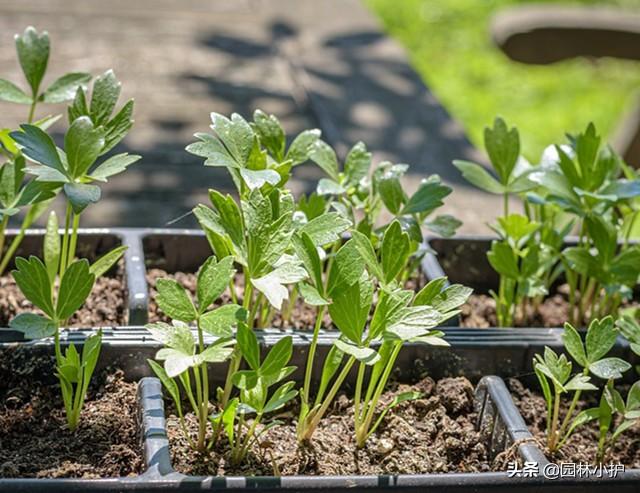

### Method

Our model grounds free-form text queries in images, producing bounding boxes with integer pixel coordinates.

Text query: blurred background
[1,0,639,232]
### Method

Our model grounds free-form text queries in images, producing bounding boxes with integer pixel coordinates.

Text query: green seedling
[9,210,125,430]
[146,255,246,452]
[0,26,92,274]
[212,324,297,465]
[10,70,139,277]
[297,229,470,445]
[533,317,631,453]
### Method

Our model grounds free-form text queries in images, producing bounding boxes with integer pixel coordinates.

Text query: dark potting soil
[0,347,143,478]
[166,377,503,476]
[508,379,640,467]
[0,262,127,328]
[147,269,425,330]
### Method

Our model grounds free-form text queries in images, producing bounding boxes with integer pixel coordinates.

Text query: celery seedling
[297,229,470,444]
[146,255,245,452]
[10,70,139,277]
[8,210,126,430]
[212,324,297,465]
[533,317,631,453]
[0,26,92,274]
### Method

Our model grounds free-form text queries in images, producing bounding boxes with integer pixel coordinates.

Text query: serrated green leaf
[65,116,105,178]
[90,153,140,182]
[40,72,91,103]
[430,284,472,314]
[199,304,246,337]
[292,232,323,290]
[11,124,66,175]
[414,277,448,306]
[63,182,101,213]
[90,245,127,278]
[329,276,373,343]
[484,117,520,184]
[385,305,442,341]
[288,129,322,168]
[425,214,462,238]
[299,212,351,247]
[349,230,384,281]
[334,337,379,365]
[9,313,56,339]
[90,70,121,126]
[12,256,54,318]
[0,78,31,104]
[56,259,95,320]
[264,381,297,414]
[308,139,339,180]
[237,323,260,371]
[15,26,49,95]
[196,255,235,312]
[299,282,329,306]
[156,278,197,323]
[327,239,366,297]
[239,168,281,190]
[453,160,504,194]
[589,358,631,380]
[402,179,452,215]
[563,323,587,367]
[585,317,617,363]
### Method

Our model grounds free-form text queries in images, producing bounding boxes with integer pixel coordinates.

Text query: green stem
[358,344,401,447]
[300,356,355,442]
[67,212,80,267]
[548,391,561,452]
[353,362,366,436]
[59,203,73,277]
[27,100,36,124]
[503,192,509,218]
[196,317,209,452]
[301,306,326,407]
[0,216,8,260]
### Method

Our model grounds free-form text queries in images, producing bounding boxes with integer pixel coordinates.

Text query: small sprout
[533,317,630,453]
[146,255,245,452]
[9,211,126,431]
[212,325,297,465]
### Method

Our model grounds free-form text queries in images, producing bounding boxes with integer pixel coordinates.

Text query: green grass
[367,0,640,160]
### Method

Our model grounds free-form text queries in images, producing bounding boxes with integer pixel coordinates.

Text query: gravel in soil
[166,377,504,475]
[509,379,640,466]
[0,262,127,328]
[0,347,143,478]
[147,269,424,330]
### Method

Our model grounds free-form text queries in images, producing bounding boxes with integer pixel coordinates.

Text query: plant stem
[67,212,80,267]
[300,356,355,442]
[28,100,36,124]
[0,214,31,274]
[301,306,326,408]
[59,203,73,277]
[548,392,561,452]
[358,344,401,447]
[196,317,209,452]
[0,216,8,261]
[503,192,509,218]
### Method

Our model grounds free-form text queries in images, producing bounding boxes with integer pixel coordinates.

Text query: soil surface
[509,379,640,466]
[0,347,143,478]
[0,262,127,328]
[147,269,425,330]
[461,292,570,328]
[166,377,504,475]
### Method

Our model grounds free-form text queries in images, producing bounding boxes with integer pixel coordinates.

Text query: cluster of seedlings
[456,118,640,328]
[1,25,640,478]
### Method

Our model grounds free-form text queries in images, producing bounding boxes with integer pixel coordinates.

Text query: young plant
[187,110,321,200]
[10,70,139,277]
[311,138,459,282]
[8,211,126,430]
[0,26,92,274]
[212,324,297,465]
[146,255,245,452]
[533,317,631,453]
[296,228,471,445]
[574,380,640,464]
[531,124,640,325]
